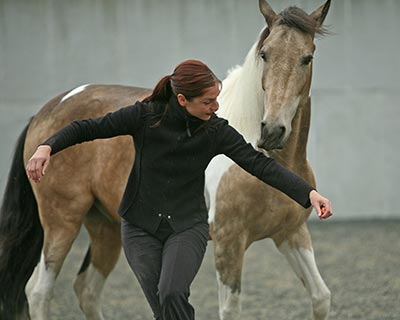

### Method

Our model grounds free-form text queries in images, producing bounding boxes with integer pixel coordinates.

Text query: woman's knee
[159,288,188,307]
[159,288,194,319]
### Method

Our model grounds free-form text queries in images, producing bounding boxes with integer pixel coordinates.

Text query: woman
[26,60,333,320]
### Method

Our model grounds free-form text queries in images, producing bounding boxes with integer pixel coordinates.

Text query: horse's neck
[218,43,264,146]
[269,97,311,171]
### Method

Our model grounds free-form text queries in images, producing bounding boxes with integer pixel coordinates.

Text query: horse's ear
[310,0,331,27]
[259,0,277,27]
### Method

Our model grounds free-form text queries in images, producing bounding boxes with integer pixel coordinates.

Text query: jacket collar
[168,95,208,137]
[168,95,196,121]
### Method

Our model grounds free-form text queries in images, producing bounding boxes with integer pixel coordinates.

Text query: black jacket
[44,95,315,234]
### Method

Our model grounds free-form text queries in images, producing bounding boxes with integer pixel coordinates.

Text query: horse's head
[256,0,330,151]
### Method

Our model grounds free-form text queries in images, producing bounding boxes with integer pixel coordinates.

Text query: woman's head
[170,60,221,100]
[143,60,221,105]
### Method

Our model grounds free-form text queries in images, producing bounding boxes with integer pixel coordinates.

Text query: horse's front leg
[213,229,247,320]
[274,223,331,320]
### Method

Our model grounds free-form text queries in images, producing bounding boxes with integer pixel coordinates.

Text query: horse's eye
[260,51,267,62]
[302,55,313,65]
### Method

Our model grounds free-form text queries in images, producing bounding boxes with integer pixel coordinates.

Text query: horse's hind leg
[74,204,121,320]
[26,200,89,320]
[274,223,331,320]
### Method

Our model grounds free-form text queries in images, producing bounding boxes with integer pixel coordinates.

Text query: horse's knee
[312,287,331,320]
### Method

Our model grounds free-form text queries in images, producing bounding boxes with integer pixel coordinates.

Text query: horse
[0,0,331,319]
[205,1,332,319]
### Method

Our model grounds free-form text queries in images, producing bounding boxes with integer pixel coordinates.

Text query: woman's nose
[212,101,219,111]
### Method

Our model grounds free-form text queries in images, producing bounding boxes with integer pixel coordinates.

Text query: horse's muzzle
[257,124,286,151]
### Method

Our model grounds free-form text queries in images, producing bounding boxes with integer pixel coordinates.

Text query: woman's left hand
[309,190,333,220]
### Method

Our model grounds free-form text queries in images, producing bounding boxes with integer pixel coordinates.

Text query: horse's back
[24,84,151,221]
[25,84,151,151]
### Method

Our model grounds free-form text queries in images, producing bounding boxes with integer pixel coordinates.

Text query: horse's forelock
[256,27,270,53]
[257,6,328,52]
[280,6,329,36]
[279,7,318,36]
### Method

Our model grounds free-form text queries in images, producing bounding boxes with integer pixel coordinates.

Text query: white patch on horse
[74,264,106,319]
[217,41,264,146]
[278,241,331,320]
[206,40,264,224]
[60,84,90,103]
[216,271,241,320]
[206,155,234,223]
[26,253,56,320]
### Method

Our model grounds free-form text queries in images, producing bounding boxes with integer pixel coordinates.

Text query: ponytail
[142,75,173,103]
[143,60,221,104]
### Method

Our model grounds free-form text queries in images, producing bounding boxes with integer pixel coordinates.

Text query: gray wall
[1,0,399,220]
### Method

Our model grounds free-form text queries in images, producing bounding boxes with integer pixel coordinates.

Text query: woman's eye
[260,51,267,62]
[302,55,313,65]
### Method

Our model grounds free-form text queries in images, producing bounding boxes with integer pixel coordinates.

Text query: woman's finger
[29,160,38,182]
[320,202,333,219]
[27,158,44,183]
[32,161,40,182]
[42,158,50,176]
[35,159,45,182]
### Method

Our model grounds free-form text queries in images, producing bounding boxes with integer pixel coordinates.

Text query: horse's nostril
[261,121,266,129]
[279,126,286,138]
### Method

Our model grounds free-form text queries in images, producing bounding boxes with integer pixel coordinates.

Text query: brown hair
[142,60,221,103]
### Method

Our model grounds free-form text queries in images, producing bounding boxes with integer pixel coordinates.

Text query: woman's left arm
[216,122,333,219]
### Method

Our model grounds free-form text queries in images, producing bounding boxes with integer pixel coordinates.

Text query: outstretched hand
[26,145,52,183]
[309,190,333,220]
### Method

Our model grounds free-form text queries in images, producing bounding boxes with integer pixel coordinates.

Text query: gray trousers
[121,218,209,320]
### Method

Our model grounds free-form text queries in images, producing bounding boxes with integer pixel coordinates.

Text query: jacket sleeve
[215,121,315,208]
[42,101,144,155]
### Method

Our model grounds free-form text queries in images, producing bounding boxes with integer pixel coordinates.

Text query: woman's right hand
[26,145,52,183]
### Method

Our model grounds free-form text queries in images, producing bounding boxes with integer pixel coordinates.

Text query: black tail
[0,120,43,319]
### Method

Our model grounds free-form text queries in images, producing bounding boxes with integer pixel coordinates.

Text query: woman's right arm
[26,101,144,183]
[44,101,144,155]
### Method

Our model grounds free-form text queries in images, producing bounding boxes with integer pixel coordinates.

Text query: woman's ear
[176,93,187,107]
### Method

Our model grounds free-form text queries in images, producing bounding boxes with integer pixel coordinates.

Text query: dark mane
[257,6,328,52]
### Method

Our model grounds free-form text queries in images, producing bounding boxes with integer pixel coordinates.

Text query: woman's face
[177,83,220,121]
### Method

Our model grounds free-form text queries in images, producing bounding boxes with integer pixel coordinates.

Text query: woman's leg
[121,219,163,320]
[158,223,209,320]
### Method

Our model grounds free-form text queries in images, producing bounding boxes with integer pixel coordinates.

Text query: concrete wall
[1,0,399,219]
